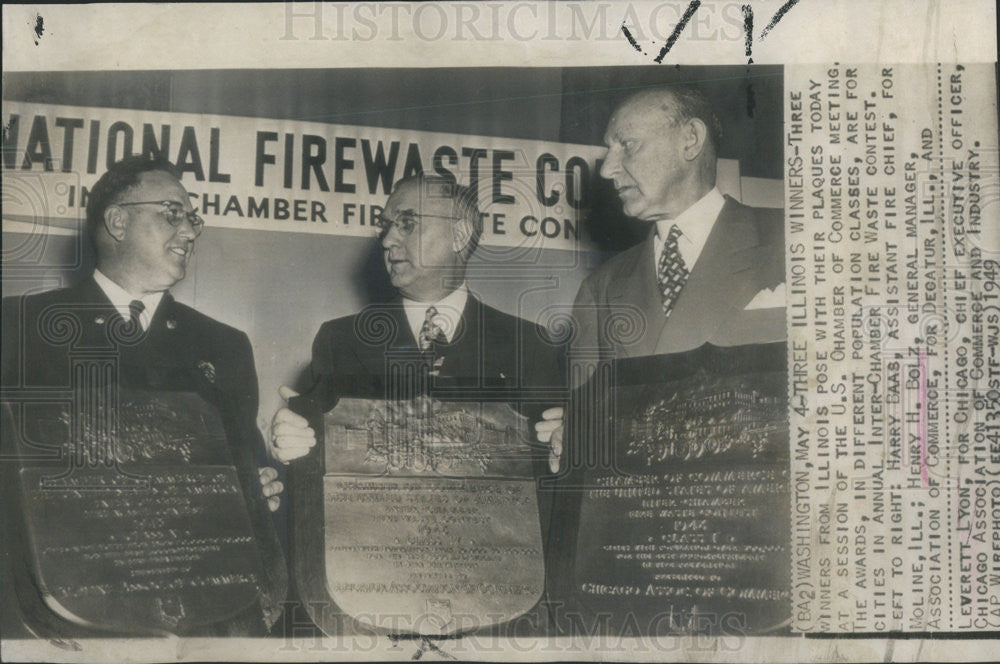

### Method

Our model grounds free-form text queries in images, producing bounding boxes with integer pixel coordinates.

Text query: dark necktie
[656,225,690,318]
[417,306,447,351]
[126,299,145,333]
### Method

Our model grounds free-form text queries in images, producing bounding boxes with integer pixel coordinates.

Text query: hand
[270,385,316,464]
[258,466,283,512]
[534,406,565,473]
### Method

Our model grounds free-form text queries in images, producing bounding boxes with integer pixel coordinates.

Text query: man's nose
[599,148,620,180]
[380,224,402,248]
[176,216,199,240]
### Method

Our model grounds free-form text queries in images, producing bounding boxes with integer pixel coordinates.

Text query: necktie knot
[418,306,447,351]
[124,299,145,332]
[666,224,683,244]
[656,225,690,318]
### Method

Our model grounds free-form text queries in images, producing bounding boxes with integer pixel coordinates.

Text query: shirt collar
[653,187,726,270]
[401,284,469,343]
[92,269,164,331]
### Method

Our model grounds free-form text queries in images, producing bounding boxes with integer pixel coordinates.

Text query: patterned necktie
[417,306,447,351]
[126,299,145,332]
[656,225,690,318]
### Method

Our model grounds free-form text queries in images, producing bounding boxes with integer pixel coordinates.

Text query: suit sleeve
[521,321,566,423]
[285,320,340,423]
[1,297,23,390]
[569,274,606,388]
[0,297,33,638]
[232,330,268,466]
[310,321,335,384]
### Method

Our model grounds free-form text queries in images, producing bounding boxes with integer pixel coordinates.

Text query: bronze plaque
[7,390,270,635]
[548,343,790,635]
[302,398,545,636]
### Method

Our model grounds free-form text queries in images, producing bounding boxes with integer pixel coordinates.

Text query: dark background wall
[3,66,781,176]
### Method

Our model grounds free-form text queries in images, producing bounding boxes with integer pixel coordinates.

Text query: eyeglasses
[374,211,461,236]
[116,200,205,234]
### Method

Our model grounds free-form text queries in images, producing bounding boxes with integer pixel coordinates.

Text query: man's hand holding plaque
[1,156,288,637]
[258,467,283,512]
[283,175,564,637]
[270,385,316,464]
[534,406,565,474]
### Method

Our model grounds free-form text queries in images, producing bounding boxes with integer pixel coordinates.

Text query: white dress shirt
[92,270,164,331]
[401,284,469,344]
[651,187,726,274]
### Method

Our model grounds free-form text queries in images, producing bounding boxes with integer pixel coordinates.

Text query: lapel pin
[197,360,216,383]
[166,319,177,330]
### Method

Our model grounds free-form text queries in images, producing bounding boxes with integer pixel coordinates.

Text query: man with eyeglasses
[1,155,286,636]
[270,173,562,464]
[267,174,563,636]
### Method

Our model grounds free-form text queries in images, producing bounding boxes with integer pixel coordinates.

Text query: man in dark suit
[1,155,286,636]
[269,174,562,637]
[535,86,785,465]
[271,173,562,462]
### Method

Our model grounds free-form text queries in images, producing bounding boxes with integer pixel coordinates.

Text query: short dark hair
[85,155,181,240]
[392,174,483,256]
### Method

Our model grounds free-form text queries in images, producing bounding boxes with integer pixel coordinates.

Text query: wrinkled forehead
[604,95,677,143]
[385,180,457,217]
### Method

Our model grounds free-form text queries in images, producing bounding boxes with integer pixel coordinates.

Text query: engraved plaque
[548,343,790,635]
[5,390,274,635]
[295,398,545,636]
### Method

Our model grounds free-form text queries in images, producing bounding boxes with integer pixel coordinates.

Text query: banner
[3,102,607,252]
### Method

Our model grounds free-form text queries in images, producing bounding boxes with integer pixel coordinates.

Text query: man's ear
[682,118,709,162]
[452,218,474,256]
[103,205,129,242]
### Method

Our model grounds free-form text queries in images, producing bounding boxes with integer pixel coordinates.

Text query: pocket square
[744,283,786,309]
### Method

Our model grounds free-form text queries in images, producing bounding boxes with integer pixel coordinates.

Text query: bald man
[536,86,785,466]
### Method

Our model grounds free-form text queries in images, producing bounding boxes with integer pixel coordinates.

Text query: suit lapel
[350,296,487,381]
[141,296,237,398]
[608,232,665,358]
[73,277,119,346]
[435,296,478,379]
[76,275,112,305]
[125,293,187,386]
[76,276,171,351]
[654,198,761,354]
[141,293,189,361]
[147,292,175,335]
[354,302,415,377]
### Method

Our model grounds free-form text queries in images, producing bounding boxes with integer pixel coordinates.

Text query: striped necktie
[126,299,145,332]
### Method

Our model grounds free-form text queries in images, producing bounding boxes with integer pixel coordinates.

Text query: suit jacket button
[94,315,106,325]
[166,319,177,330]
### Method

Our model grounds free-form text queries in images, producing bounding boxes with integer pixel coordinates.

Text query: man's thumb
[278,384,299,402]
